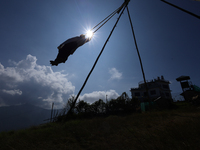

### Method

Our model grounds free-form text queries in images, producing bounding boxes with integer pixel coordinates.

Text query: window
[135,92,140,96]
[150,90,156,95]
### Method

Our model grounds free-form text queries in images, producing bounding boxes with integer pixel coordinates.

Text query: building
[130,76,172,101]
[176,75,200,102]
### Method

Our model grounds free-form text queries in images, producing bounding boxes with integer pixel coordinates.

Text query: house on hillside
[176,75,200,104]
[130,76,172,102]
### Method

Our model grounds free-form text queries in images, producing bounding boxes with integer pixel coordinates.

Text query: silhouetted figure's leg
[50,42,77,66]
[50,50,68,66]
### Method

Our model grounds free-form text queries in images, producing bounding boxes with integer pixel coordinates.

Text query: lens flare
[85,30,94,39]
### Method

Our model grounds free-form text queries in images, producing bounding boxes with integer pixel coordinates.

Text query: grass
[0,103,200,150]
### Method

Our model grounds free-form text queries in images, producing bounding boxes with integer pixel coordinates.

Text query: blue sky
[0,0,199,108]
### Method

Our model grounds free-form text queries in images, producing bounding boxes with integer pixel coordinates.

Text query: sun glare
[85,30,94,39]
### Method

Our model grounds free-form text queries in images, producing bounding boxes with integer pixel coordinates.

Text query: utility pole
[50,102,54,123]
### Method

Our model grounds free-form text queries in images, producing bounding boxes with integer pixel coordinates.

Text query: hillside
[0,104,200,150]
[0,103,53,132]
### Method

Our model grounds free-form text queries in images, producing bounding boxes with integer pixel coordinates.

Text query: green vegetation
[54,93,140,122]
[0,102,200,150]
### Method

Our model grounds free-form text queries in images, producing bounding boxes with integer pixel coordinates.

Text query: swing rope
[91,7,120,32]
[126,6,150,102]
[93,10,118,33]
[90,1,128,34]
[66,3,129,117]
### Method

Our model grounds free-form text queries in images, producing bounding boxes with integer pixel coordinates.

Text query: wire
[161,0,200,19]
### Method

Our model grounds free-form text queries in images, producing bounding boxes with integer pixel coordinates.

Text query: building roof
[176,76,190,81]
[130,76,170,91]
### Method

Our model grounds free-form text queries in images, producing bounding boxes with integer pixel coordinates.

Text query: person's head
[80,34,86,38]
[80,33,92,42]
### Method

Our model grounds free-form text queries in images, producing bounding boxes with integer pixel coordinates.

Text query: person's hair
[80,34,85,38]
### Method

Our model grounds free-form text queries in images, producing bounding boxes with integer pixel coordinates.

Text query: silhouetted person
[50,34,92,66]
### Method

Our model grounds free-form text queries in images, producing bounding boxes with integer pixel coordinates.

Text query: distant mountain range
[0,103,60,132]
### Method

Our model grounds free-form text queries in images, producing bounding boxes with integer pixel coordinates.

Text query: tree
[91,99,106,114]
[106,92,139,114]
[76,100,90,113]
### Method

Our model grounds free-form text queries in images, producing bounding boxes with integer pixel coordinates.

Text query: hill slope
[0,104,52,132]
[0,105,200,150]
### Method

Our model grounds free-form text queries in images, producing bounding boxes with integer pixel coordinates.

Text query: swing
[50,1,129,66]
[85,0,130,36]
[67,0,131,116]
[46,0,199,121]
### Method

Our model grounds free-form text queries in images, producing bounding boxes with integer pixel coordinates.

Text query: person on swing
[50,34,92,66]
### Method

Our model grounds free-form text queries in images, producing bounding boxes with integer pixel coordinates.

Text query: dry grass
[0,104,200,150]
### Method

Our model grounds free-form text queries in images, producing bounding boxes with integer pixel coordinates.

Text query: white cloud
[0,63,4,70]
[0,55,124,108]
[2,89,22,95]
[109,68,122,80]
[0,54,75,109]
[79,90,120,103]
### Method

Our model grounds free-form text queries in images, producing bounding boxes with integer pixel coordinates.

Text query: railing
[138,78,170,86]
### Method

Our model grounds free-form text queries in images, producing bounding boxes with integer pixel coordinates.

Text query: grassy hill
[0,103,200,150]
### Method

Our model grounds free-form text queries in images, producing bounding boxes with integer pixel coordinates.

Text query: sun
[85,30,94,39]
